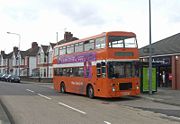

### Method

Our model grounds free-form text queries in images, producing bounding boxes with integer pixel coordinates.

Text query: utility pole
[148,0,152,95]
[56,32,59,43]
[7,32,21,77]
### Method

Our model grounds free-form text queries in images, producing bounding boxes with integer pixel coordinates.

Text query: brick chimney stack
[13,47,18,52]
[1,51,5,55]
[64,32,73,41]
[32,42,38,48]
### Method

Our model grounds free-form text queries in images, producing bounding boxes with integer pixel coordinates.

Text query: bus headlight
[136,86,139,90]
[112,87,115,92]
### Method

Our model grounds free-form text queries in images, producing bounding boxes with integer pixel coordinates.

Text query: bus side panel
[66,77,86,95]
[53,76,61,92]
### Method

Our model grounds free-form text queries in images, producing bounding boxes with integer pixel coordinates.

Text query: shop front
[139,33,180,90]
[140,55,180,90]
[152,56,172,88]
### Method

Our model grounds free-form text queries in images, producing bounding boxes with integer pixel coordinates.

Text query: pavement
[0,99,11,124]
[140,87,180,106]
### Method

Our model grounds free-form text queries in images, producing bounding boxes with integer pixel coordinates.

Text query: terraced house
[36,43,56,79]
[0,42,56,82]
[0,51,8,74]
[0,32,78,82]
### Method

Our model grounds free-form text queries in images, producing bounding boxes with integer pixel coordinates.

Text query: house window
[49,68,52,77]
[44,56,46,63]
[40,53,44,64]
[44,68,46,77]
[54,47,59,56]
[49,52,53,63]
[38,54,40,64]
[21,59,25,65]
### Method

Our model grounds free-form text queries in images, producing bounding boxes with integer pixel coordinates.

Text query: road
[0,81,180,124]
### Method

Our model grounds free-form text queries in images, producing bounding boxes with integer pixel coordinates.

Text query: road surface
[0,81,180,124]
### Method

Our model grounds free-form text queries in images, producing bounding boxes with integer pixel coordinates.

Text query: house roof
[0,51,8,59]
[20,51,27,58]
[26,46,40,56]
[6,52,13,58]
[41,45,48,53]
[139,33,180,57]
[50,43,56,48]
[58,37,79,45]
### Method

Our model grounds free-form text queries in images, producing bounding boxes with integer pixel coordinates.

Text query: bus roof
[54,31,136,48]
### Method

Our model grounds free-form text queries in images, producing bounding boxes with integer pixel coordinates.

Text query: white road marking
[50,86,54,89]
[169,116,180,121]
[26,89,35,93]
[38,93,52,100]
[104,121,111,124]
[142,96,163,101]
[58,102,86,115]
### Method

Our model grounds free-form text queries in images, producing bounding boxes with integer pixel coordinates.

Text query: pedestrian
[162,71,166,87]
[159,72,162,87]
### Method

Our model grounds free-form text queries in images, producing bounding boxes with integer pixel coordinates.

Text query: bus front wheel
[60,83,66,93]
[87,85,94,99]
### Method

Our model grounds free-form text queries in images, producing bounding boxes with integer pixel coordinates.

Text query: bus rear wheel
[87,85,94,99]
[60,83,66,93]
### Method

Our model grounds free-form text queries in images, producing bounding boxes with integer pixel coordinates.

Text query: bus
[53,31,140,98]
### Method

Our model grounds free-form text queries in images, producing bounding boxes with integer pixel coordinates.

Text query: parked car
[0,73,3,80]
[9,75,21,83]
[1,74,8,81]
[5,74,12,82]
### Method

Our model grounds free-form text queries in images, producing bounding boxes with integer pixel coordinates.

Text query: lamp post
[148,0,152,95]
[7,32,21,76]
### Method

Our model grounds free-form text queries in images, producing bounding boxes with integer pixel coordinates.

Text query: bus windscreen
[108,36,137,48]
[108,62,139,78]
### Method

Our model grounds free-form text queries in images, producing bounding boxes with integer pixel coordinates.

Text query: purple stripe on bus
[58,52,96,64]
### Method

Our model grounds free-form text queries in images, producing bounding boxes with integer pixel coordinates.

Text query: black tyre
[60,83,66,93]
[87,85,94,99]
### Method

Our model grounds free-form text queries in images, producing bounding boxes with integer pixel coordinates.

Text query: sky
[0,0,180,53]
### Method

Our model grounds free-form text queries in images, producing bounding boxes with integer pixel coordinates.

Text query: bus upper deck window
[75,43,83,52]
[95,37,106,49]
[84,40,95,51]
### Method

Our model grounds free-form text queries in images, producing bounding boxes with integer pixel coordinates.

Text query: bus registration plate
[122,92,130,96]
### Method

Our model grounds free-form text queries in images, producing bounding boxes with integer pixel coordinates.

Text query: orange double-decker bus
[53,31,140,98]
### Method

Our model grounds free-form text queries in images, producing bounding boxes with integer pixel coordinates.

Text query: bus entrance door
[96,62,106,96]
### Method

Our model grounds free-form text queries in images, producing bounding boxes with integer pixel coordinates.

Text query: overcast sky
[0,0,180,53]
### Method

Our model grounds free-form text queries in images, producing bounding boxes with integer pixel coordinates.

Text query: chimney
[64,32,73,41]
[32,42,38,48]
[13,47,18,52]
[1,51,5,55]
